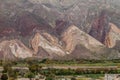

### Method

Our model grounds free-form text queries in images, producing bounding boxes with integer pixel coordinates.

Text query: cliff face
[0,39,33,59]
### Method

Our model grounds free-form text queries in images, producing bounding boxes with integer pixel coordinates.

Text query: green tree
[71,77,76,80]
[1,73,8,80]
[9,77,15,80]
[45,77,53,80]
[2,61,18,79]
[8,69,18,79]
[45,72,55,80]
[28,63,42,74]
[2,62,12,73]
[25,71,35,80]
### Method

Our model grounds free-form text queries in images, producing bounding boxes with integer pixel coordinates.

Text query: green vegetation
[1,73,8,80]
[39,68,118,76]
[83,74,104,79]
[24,71,35,80]
[45,73,55,80]
[2,62,12,73]
[2,61,18,80]
[15,59,120,67]
[28,62,42,74]
[1,59,120,67]
[0,59,120,79]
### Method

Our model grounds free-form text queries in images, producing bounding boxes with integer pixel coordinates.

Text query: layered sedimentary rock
[104,23,120,48]
[42,32,59,45]
[0,39,33,59]
[89,10,120,48]
[31,32,66,57]
[61,25,105,54]
[0,0,120,60]
[89,10,110,44]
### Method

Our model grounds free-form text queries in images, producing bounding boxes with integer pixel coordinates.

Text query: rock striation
[0,39,33,59]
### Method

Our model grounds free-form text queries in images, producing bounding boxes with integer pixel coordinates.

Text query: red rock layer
[89,10,110,43]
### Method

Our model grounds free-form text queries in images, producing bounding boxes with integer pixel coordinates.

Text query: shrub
[1,73,8,80]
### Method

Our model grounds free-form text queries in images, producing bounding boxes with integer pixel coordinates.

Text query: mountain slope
[14,12,53,37]
[89,10,110,44]
[61,25,105,54]
[89,10,120,48]
[0,0,120,60]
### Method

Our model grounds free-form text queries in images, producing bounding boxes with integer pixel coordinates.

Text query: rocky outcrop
[42,32,59,45]
[89,10,120,48]
[89,10,110,44]
[30,27,106,59]
[61,25,105,54]
[104,23,120,48]
[31,32,66,57]
[0,39,33,59]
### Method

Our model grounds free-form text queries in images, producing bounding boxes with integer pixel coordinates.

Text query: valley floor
[1,59,120,80]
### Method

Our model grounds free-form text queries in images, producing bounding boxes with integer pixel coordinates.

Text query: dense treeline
[0,58,120,67]
[1,58,120,66]
[40,68,119,76]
